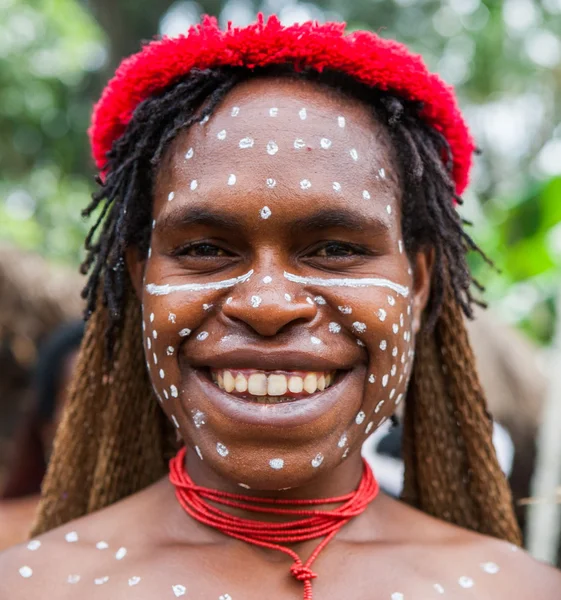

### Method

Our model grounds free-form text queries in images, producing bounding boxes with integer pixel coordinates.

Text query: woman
[1,16,559,598]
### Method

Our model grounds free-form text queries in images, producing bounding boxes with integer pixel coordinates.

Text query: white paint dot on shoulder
[269,458,284,470]
[294,138,306,150]
[168,191,175,201]
[179,328,191,337]
[228,174,236,186]
[355,411,366,425]
[260,206,272,219]
[332,181,342,192]
[190,179,198,191]
[196,331,209,341]
[231,106,240,117]
[299,107,307,120]
[338,115,346,128]
[363,190,371,200]
[171,414,180,429]
[391,593,404,600]
[458,576,474,588]
[216,442,229,457]
[264,177,277,190]
[217,129,227,140]
[65,531,78,543]
[284,293,292,302]
[68,574,81,584]
[239,137,254,149]
[159,369,165,379]
[300,179,312,190]
[480,562,500,574]
[310,336,322,345]
[185,147,194,160]
[311,453,324,468]
[170,385,178,398]
[172,584,187,597]
[267,141,279,155]
[19,566,32,578]
[96,541,109,550]
[250,295,262,308]
[263,275,273,284]
[128,576,141,586]
[269,107,278,117]
[320,137,332,149]
[350,148,359,161]
[115,547,127,560]
[27,540,41,551]
[392,346,398,357]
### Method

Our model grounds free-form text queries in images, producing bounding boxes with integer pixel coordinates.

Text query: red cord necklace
[169,446,380,599]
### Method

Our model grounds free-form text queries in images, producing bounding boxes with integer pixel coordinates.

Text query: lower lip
[192,369,354,429]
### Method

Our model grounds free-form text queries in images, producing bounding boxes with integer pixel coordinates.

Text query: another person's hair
[32,31,521,545]
[1,321,84,499]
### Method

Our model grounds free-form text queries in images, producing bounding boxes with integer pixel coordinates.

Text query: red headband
[89,14,474,195]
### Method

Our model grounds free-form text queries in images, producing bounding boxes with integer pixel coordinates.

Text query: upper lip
[188,347,356,372]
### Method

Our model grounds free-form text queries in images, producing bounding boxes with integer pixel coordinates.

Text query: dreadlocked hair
[32,66,521,545]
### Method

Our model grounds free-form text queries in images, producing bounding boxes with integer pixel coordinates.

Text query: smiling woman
[0,14,560,600]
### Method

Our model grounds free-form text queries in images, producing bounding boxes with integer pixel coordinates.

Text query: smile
[210,369,338,403]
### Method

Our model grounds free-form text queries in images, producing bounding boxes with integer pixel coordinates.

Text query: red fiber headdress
[90,14,474,195]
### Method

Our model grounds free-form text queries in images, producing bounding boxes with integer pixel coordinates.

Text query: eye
[314,242,365,258]
[175,243,232,257]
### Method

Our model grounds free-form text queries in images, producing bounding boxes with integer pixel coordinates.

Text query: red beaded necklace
[169,446,380,599]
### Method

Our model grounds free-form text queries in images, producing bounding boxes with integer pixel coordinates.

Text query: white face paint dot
[195,445,203,460]
[238,483,250,489]
[168,191,175,201]
[149,312,155,323]
[260,206,272,219]
[328,322,341,334]
[375,400,385,413]
[284,293,292,302]
[219,595,232,600]
[266,177,277,188]
[239,137,254,149]
[153,353,158,365]
[217,129,227,140]
[388,295,396,306]
[190,179,198,191]
[310,336,322,345]
[172,415,180,429]
[152,329,158,339]
[398,240,403,254]
[458,576,474,588]
[382,374,389,387]
[306,297,314,305]
[300,179,312,190]
[196,331,209,341]
[363,190,371,200]
[379,167,386,179]
[203,303,213,311]
[338,305,352,314]
[338,116,346,128]
[185,147,193,160]
[167,346,174,356]
[27,540,41,551]
[170,385,178,398]
[391,365,397,377]
[269,458,284,470]
[228,174,236,186]
[391,594,404,600]
[481,562,500,574]
[311,453,324,468]
[163,389,169,400]
[115,547,127,560]
[267,141,279,155]
[352,321,367,333]
[251,295,262,308]
[392,323,399,334]
[355,411,366,425]
[159,369,165,379]
[193,410,205,428]
[179,328,191,337]
[380,340,387,351]
[68,574,81,584]
[172,584,187,597]
[377,308,387,321]
[95,576,109,585]
[314,295,326,305]
[392,347,398,357]
[200,114,209,125]
[231,106,240,117]
[350,148,358,161]
[337,433,348,448]
[269,107,278,117]
[365,421,374,434]
[129,576,141,586]
[320,137,332,149]
[168,312,176,324]
[294,138,306,150]
[433,583,444,594]
[299,107,307,120]
[19,566,32,578]
[263,276,273,284]
[152,219,156,229]
[96,541,109,550]
[65,531,78,543]
[368,374,376,383]
[332,181,342,192]
[386,204,392,214]
[217,442,229,457]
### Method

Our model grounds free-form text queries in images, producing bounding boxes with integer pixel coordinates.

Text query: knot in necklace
[169,447,380,599]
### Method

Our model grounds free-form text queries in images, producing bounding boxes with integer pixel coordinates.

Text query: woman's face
[128,77,431,491]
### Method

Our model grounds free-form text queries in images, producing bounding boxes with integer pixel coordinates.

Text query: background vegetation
[1,0,560,342]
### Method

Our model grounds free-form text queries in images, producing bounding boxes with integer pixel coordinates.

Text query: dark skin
[1,78,559,599]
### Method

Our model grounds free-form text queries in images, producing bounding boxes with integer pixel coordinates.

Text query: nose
[221,287,318,337]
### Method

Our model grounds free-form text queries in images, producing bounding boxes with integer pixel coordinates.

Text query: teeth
[212,369,336,399]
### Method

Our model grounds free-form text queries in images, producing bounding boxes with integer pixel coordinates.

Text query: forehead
[155,77,400,214]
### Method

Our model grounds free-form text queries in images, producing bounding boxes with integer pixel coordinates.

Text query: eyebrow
[157,206,245,232]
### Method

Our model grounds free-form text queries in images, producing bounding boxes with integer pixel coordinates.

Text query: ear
[125,246,146,300]
[410,246,434,333]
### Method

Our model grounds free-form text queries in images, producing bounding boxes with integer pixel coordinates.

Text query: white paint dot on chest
[368,373,376,383]
[377,308,387,321]
[266,141,279,155]
[167,346,174,356]
[219,594,233,600]
[269,458,284,470]
[379,167,386,179]
[314,295,326,305]
[149,312,155,322]
[171,414,180,429]
[266,177,277,188]
[195,445,203,460]
[375,400,385,413]
[27,540,41,551]
[159,368,165,379]
[192,410,205,428]
[386,204,392,214]
[190,179,198,191]
[260,206,272,219]
[217,129,227,140]
[152,329,158,339]
[300,179,312,190]
[228,174,236,186]
[458,576,474,588]
[200,114,210,125]
[168,191,175,201]
[172,584,187,597]
[299,107,307,120]
[388,295,396,306]
[19,565,32,578]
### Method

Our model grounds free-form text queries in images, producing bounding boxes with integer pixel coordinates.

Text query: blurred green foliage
[1,0,560,341]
